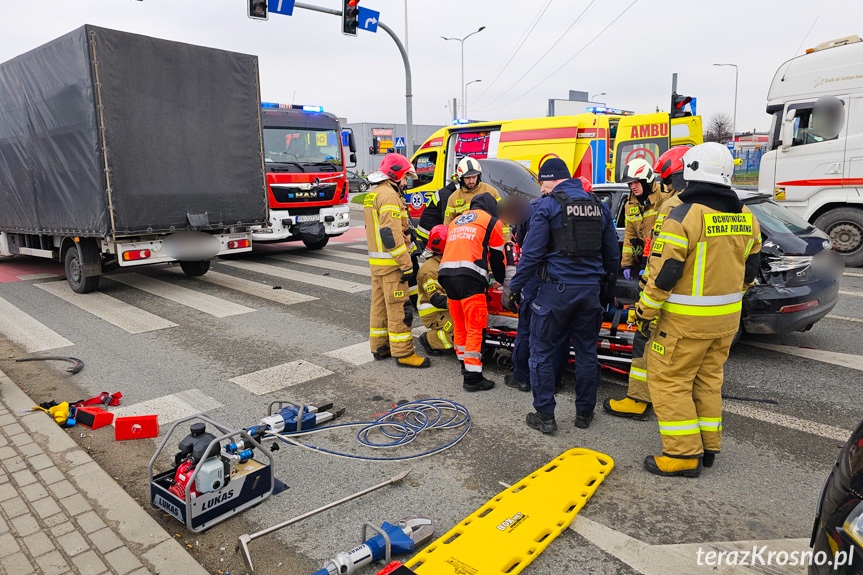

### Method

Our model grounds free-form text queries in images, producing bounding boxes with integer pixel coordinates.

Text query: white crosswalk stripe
[107,273,254,317]
[324,342,374,366]
[0,295,73,352]
[16,273,59,281]
[158,267,317,306]
[267,254,371,277]
[229,360,333,395]
[111,389,224,426]
[36,281,177,334]
[341,244,369,252]
[291,249,369,263]
[218,260,369,293]
[839,290,863,298]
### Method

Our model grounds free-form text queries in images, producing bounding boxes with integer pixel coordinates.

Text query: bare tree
[704,112,733,143]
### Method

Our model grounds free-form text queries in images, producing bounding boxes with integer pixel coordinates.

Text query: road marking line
[843,270,863,278]
[324,342,374,366]
[290,249,369,263]
[107,273,254,318]
[230,360,333,395]
[827,314,863,323]
[36,282,177,334]
[159,267,317,306]
[744,341,863,372]
[0,295,73,352]
[111,389,223,426]
[218,260,369,293]
[16,273,59,281]
[341,244,369,252]
[723,401,851,442]
[267,254,371,277]
[839,290,863,298]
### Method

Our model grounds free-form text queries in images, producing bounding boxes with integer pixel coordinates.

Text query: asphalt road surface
[0,209,860,575]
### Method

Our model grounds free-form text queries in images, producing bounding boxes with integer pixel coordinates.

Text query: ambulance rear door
[610,113,671,182]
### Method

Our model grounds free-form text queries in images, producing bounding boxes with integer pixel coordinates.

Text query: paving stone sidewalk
[0,369,209,575]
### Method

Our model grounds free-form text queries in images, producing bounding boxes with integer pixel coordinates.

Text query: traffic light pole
[294,2,414,156]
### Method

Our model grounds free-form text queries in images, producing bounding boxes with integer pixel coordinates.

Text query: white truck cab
[759,35,863,266]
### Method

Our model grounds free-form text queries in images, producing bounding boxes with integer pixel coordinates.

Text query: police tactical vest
[549,191,603,258]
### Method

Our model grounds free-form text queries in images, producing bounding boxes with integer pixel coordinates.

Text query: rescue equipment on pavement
[25,391,122,427]
[14,355,84,374]
[149,414,274,533]
[237,469,411,573]
[312,518,434,575]
[400,449,613,575]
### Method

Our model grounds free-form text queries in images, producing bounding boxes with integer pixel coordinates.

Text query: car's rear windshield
[746,199,813,235]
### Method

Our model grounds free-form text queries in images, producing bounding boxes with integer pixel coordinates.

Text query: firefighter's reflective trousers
[369,270,415,358]
[646,331,734,458]
[626,329,651,403]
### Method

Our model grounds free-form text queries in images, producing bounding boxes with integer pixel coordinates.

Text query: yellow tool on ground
[404,448,613,575]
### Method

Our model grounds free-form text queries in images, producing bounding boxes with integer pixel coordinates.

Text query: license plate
[297,215,319,223]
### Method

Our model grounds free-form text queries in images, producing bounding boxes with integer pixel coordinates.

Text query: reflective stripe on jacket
[439,209,505,281]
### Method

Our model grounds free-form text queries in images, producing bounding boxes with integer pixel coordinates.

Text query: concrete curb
[0,369,210,575]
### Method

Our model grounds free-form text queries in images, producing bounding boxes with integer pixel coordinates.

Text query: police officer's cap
[538,158,570,181]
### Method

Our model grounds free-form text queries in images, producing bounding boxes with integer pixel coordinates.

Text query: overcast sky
[1,0,860,136]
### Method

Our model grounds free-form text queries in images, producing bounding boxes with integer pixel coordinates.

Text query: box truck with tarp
[0,25,268,292]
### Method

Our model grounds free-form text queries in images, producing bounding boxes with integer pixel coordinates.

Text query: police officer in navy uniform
[508,158,619,432]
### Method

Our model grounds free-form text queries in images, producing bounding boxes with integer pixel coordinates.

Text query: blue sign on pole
[357,6,380,33]
[269,0,295,16]
[394,137,405,149]
[689,97,697,117]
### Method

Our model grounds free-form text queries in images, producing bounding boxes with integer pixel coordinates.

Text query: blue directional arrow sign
[268,0,295,16]
[394,137,406,149]
[357,6,380,33]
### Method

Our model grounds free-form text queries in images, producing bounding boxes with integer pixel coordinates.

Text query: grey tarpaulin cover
[0,25,267,237]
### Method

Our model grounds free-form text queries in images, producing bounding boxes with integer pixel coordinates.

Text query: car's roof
[592,183,771,202]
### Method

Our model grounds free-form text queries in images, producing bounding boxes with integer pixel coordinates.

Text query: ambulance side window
[412,151,438,187]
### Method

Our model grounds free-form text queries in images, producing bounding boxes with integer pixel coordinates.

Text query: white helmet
[683,142,734,187]
[620,158,656,184]
[456,157,482,180]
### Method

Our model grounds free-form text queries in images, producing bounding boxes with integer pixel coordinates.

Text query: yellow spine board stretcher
[405,448,613,575]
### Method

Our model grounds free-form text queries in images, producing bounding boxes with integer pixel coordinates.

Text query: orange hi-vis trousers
[448,293,487,374]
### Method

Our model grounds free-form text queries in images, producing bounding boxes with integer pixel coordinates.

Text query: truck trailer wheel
[65,242,100,294]
[302,236,329,250]
[814,208,863,267]
[180,260,210,277]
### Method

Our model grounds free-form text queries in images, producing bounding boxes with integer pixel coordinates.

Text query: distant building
[729,131,770,151]
[344,122,445,174]
[547,90,607,117]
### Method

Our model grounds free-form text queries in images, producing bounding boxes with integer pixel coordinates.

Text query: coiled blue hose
[263,399,471,462]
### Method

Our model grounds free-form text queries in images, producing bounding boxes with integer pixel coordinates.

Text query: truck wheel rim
[69,257,81,283]
[830,222,863,254]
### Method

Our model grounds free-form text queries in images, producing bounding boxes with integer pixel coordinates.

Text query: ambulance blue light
[452,118,471,125]
[587,106,635,116]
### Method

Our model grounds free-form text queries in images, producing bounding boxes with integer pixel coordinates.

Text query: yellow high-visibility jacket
[364,180,412,277]
[636,190,762,339]
[622,181,672,269]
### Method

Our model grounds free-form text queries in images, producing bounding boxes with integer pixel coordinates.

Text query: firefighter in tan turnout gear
[635,142,761,478]
[619,157,672,280]
[416,225,454,356]
[443,158,502,226]
[364,153,431,368]
[605,146,690,420]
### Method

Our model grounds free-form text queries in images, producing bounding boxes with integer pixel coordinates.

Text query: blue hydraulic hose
[265,399,471,462]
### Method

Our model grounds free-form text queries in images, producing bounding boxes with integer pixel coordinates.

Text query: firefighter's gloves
[634,309,652,338]
[400,269,413,283]
[505,290,521,313]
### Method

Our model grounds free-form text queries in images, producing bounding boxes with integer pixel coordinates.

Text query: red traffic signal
[671,93,692,118]
[342,0,360,36]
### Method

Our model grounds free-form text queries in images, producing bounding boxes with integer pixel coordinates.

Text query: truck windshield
[263,128,343,170]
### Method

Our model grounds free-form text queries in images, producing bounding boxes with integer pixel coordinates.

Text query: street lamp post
[441,27,486,118]
[713,64,738,148]
[465,79,482,119]
[591,92,606,102]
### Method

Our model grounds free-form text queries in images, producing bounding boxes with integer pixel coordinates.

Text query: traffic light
[342,0,360,37]
[369,137,379,155]
[248,0,268,20]
[671,93,692,118]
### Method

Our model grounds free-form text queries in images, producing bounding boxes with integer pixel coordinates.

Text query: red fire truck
[252,104,357,248]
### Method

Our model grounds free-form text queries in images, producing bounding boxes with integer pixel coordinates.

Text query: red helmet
[654,146,689,180]
[578,176,593,193]
[378,153,417,182]
[427,225,448,256]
